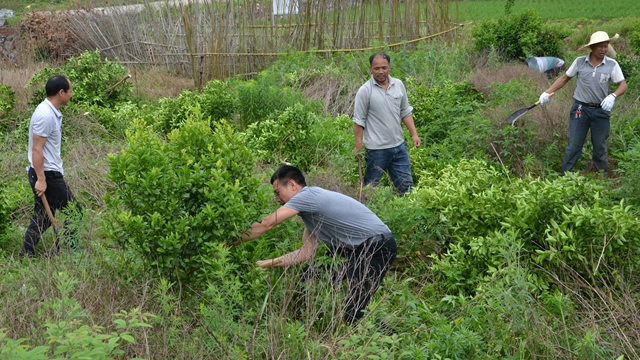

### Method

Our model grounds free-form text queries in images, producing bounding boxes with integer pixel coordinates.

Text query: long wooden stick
[40,195,60,255]
[105,74,132,95]
[357,154,364,203]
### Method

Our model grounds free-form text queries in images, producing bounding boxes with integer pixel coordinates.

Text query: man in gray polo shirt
[539,31,627,176]
[353,52,421,194]
[22,75,81,257]
[235,165,397,323]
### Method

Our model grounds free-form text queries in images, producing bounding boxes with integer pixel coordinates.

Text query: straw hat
[583,31,619,47]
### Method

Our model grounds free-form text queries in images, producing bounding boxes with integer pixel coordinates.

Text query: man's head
[270,165,306,204]
[369,52,391,86]
[586,31,610,60]
[45,75,73,108]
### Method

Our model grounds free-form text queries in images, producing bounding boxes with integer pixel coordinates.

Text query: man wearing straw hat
[539,31,627,177]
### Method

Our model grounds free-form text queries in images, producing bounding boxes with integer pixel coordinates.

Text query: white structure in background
[273,0,298,15]
[0,9,14,27]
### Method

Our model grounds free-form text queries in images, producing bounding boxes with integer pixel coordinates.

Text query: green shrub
[199,80,237,122]
[106,109,268,285]
[84,101,158,138]
[233,77,319,128]
[27,50,132,109]
[472,9,565,60]
[616,141,640,205]
[244,103,347,171]
[407,79,484,143]
[155,90,201,133]
[367,186,447,272]
[155,80,238,134]
[404,158,639,295]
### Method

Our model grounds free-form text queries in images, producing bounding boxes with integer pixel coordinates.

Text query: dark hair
[45,75,70,97]
[270,165,307,187]
[369,52,391,65]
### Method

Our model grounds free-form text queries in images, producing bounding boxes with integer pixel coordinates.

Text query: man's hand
[411,134,421,148]
[257,258,282,269]
[600,93,616,111]
[539,92,551,105]
[34,178,47,197]
[353,143,363,155]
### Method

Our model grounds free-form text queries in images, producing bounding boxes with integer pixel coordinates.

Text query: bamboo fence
[61,0,456,83]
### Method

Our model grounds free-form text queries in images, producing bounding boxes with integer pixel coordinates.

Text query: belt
[575,100,601,108]
[27,167,64,178]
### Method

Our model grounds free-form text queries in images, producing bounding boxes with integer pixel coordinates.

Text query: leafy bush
[153,80,237,134]
[27,50,132,109]
[199,79,237,122]
[106,108,268,285]
[244,103,349,171]
[84,101,159,137]
[616,141,640,205]
[402,159,640,295]
[233,76,319,128]
[472,9,565,60]
[155,90,201,133]
[407,79,484,143]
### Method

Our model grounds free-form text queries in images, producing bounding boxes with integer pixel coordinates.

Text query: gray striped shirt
[353,76,413,150]
[285,186,391,248]
[566,55,624,104]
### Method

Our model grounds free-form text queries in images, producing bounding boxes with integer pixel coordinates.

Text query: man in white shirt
[22,75,81,257]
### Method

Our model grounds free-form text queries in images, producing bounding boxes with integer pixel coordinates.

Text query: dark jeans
[562,101,610,174]
[329,234,397,323]
[22,167,81,256]
[364,142,413,194]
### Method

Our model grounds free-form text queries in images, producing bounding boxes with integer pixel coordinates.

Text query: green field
[451,0,640,21]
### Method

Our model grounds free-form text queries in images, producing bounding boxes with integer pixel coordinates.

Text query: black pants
[331,234,397,323]
[22,167,81,256]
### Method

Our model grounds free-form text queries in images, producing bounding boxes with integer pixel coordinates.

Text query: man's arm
[613,80,627,97]
[353,85,368,154]
[32,134,48,197]
[233,205,299,246]
[401,115,421,148]
[257,227,318,268]
[544,74,570,94]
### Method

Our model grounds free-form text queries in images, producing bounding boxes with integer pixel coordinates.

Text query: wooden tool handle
[40,195,58,233]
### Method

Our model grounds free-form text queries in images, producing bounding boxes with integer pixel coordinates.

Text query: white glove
[600,93,616,111]
[539,92,551,105]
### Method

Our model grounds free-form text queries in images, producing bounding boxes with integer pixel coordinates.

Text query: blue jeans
[562,101,610,174]
[363,142,413,194]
